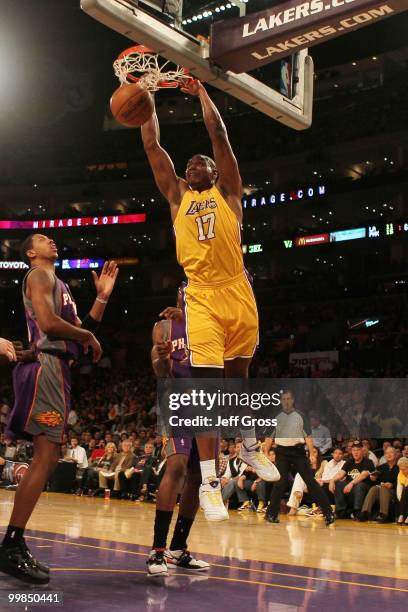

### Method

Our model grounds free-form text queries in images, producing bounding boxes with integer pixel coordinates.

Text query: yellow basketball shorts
[183,272,259,368]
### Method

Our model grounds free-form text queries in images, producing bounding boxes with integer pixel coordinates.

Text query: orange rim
[116,47,190,89]
[116,44,154,60]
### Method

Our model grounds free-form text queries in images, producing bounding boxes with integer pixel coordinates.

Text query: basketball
[110,83,154,128]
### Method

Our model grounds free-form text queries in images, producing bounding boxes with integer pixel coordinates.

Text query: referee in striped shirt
[264,389,335,526]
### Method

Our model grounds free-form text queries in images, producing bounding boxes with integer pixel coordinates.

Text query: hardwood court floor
[0,491,407,611]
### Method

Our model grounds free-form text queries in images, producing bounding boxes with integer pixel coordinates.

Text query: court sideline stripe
[21,533,408,593]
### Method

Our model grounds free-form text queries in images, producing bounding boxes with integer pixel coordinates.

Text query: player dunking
[141,79,279,522]
[148,286,210,575]
[0,234,118,584]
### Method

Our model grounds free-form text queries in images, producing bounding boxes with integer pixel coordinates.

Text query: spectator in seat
[104,432,114,445]
[86,439,97,459]
[316,447,345,503]
[362,439,379,467]
[287,447,327,515]
[118,442,157,500]
[359,446,399,522]
[378,441,392,465]
[133,438,144,458]
[396,457,408,525]
[88,441,105,462]
[80,442,117,495]
[393,439,403,452]
[329,440,374,519]
[235,466,270,512]
[403,445,408,459]
[343,439,354,460]
[98,439,134,495]
[235,466,259,511]
[67,437,88,469]
[310,413,332,455]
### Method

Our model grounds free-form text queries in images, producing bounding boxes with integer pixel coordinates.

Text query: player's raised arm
[141,104,183,217]
[182,80,242,205]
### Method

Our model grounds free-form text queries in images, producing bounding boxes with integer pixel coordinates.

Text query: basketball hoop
[113,45,190,91]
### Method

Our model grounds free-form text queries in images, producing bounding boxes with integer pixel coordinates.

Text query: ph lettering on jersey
[172,338,186,352]
[63,292,78,314]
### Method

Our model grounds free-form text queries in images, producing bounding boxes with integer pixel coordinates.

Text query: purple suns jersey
[168,318,191,378]
[22,267,80,360]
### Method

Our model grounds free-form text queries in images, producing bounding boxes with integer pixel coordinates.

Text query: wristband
[96,296,108,304]
[81,314,100,333]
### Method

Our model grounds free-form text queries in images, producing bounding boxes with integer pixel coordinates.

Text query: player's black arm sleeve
[81,314,100,334]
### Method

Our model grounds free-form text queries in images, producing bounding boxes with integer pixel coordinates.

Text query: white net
[113,48,188,91]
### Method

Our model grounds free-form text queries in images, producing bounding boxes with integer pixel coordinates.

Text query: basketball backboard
[81,0,314,129]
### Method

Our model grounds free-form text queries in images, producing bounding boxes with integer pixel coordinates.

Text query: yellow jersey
[174,185,243,286]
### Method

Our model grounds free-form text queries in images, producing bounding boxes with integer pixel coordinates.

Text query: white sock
[240,428,257,449]
[200,459,217,483]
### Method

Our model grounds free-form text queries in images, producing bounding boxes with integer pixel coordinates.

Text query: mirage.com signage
[243,184,326,209]
[211,0,407,72]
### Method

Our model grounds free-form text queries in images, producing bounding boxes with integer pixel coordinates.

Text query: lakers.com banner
[210,0,407,73]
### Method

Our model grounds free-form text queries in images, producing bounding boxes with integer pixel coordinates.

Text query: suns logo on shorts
[34,411,63,427]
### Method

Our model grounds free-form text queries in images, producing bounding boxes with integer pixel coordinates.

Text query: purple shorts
[164,437,220,474]
[6,353,71,445]
[164,437,200,473]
